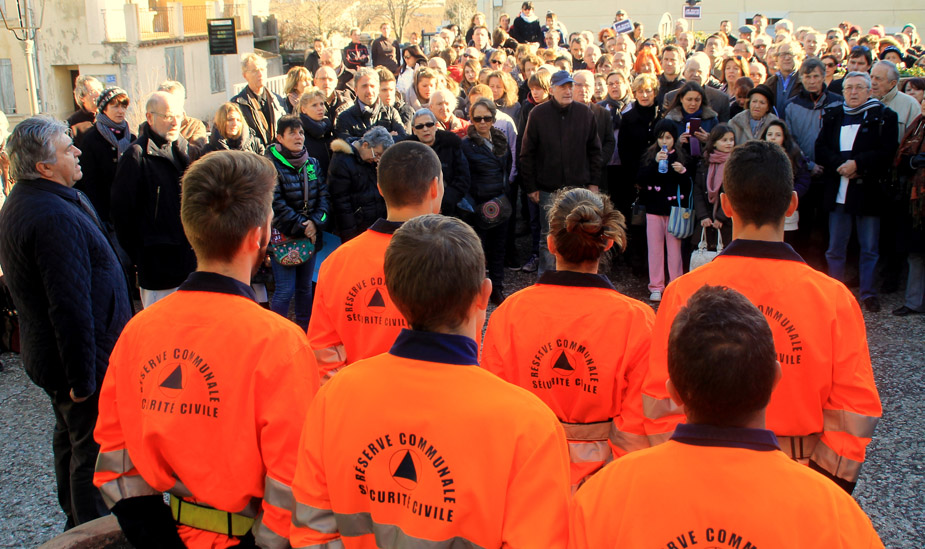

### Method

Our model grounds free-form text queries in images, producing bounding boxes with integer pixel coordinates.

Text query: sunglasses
[471,116,494,123]
[490,59,503,65]
[413,122,436,130]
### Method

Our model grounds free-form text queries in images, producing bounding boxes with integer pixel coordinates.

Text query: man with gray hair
[871,60,920,140]
[870,60,920,294]
[231,52,286,147]
[67,75,103,146]
[111,91,198,308]
[334,67,407,140]
[0,116,132,529]
[662,54,732,121]
[156,79,208,148]
[816,71,899,312]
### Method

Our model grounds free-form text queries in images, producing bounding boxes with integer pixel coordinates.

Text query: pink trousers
[646,214,683,292]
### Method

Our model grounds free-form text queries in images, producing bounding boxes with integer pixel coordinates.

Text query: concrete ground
[1,256,923,547]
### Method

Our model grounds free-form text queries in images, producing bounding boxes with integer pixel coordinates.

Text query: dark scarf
[209,128,243,151]
[95,112,132,156]
[683,108,703,124]
[275,143,309,170]
[300,114,332,139]
[148,128,182,172]
[467,124,508,157]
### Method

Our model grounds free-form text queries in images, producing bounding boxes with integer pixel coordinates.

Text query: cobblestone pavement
[1,254,923,547]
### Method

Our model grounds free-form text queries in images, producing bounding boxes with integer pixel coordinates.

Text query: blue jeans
[826,205,880,300]
[270,254,316,331]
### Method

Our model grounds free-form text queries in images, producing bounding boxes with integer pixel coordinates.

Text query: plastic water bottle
[658,145,669,174]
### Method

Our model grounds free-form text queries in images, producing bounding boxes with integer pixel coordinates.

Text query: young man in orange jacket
[94,151,319,548]
[571,285,884,548]
[308,141,444,383]
[291,212,572,548]
[641,141,881,493]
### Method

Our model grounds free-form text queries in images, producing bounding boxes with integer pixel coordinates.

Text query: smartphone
[689,118,702,135]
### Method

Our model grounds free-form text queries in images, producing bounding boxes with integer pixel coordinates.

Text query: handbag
[667,184,694,239]
[630,193,646,226]
[269,168,316,266]
[690,227,724,271]
[475,194,513,229]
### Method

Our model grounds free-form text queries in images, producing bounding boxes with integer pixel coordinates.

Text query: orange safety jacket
[569,423,885,548]
[642,240,882,488]
[307,219,408,383]
[290,329,572,549]
[93,272,319,548]
[482,270,654,490]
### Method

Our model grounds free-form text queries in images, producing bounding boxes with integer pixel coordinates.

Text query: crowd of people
[0,4,920,548]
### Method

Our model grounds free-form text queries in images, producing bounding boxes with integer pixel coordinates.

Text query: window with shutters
[0,59,16,114]
[164,46,186,88]
[210,55,225,93]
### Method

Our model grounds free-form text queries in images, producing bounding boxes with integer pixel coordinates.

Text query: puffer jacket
[267,145,330,246]
[334,100,407,141]
[266,143,330,255]
[327,139,386,240]
[409,130,471,216]
[462,125,511,203]
[266,144,331,237]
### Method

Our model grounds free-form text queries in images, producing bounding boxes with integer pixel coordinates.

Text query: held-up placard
[683,6,701,19]
[612,19,633,34]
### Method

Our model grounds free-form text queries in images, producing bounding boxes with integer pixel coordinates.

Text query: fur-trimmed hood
[330,138,355,155]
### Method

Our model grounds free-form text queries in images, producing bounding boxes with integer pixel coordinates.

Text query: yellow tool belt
[169,495,255,537]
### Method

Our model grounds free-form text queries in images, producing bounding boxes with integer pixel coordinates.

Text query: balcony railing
[232,75,288,98]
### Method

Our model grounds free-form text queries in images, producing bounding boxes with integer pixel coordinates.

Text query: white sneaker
[649,291,662,302]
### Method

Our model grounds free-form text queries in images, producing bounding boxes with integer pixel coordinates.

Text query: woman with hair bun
[482,187,655,492]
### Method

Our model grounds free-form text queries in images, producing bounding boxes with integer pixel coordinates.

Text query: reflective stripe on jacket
[641,240,881,485]
[570,423,884,548]
[482,270,653,490]
[291,329,571,548]
[94,272,318,547]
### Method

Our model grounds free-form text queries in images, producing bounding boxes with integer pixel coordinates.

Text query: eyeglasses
[413,122,436,130]
[149,112,181,123]
[471,116,494,123]
[463,53,473,58]
[490,59,503,65]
